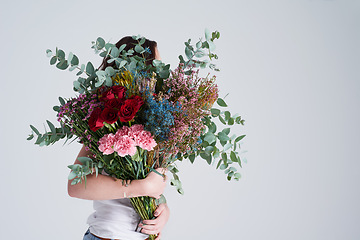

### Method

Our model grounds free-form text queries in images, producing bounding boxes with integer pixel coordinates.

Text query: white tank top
[87,198,148,240]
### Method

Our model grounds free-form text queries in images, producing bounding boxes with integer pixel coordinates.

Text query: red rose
[118,95,144,122]
[105,98,123,110]
[88,107,104,132]
[112,85,127,99]
[100,107,119,124]
[99,89,115,102]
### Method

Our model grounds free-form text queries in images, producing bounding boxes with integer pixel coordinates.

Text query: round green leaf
[208,122,217,133]
[56,60,68,70]
[204,132,216,144]
[211,108,220,117]
[96,37,105,49]
[205,146,214,155]
[228,118,235,125]
[71,54,79,65]
[73,81,81,90]
[218,132,230,141]
[222,128,230,135]
[50,56,57,65]
[224,111,231,121]
[217,98,227,107]
[135,45,144,53]
[46,49,53,57]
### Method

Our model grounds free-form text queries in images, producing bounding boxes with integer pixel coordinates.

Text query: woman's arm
[68,145,167,200]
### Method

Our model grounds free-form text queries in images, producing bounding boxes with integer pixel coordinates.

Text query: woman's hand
[140,168,167,199]
[139,203,170,239]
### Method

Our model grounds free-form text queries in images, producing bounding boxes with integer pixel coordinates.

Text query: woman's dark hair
[99,36,157,70]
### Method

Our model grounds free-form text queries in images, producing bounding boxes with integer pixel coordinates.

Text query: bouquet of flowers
[28,29,246,240]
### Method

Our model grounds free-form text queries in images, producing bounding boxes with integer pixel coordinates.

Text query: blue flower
[143,93,181,141]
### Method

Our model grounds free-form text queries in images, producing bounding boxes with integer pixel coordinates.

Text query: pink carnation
[113,135,137,157]
[130,124,144,133]
[129,124,144,141]
[135,130,157,151]
[115,126,131,140]
[98,133,116,155]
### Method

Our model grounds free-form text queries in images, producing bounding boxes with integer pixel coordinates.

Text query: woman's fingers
[153,203,166,217]
[140,223,159,235]
[139,203,169,235]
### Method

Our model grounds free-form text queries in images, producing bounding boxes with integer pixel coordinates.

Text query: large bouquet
[28,30,246,240]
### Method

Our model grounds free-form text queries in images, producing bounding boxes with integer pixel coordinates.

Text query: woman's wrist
[124,179,146,198]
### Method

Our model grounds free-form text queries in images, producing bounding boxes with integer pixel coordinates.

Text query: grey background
[1,0,359,239]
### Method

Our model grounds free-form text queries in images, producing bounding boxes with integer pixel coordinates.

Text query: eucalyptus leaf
[211,108,220,117]
[86,62,95,75]
[221,152,227,161]
[218,132,230,141]
[235,135,246,142]
[46,49,52,57]
[135,45,144,53]
[96,37,105,49]
[68,171,77,180]
[228,118,235,125]
[223,143,233,151]
[69,65,77,71]
[208,122,217,133]
[204,132,216,144]
[27,134,34,141]
[189,153,196,163]
[56,60,69,70]
[105,66,115,76]
[71,54,79,65]
[208,41,216,51]
[57,49,65,59]
[234,172,241,180]
[219,115,226,125]
[68,52,73,63]
[59,97,65,105]
[46,120,56,134]
[185,46,192,60]
[50,56,57,65]
[217,98,227,107]
[222,128,230,135]
[205,28,211,41]
[200,152,212,165]
[73,81,81,90]
[30,125,40,135]
[224,111,231,121]
[195,50,205,58]
[230,151,237,163]
[205,146,214,155]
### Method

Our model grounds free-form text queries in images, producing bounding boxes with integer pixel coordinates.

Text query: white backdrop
[1,0,359,239]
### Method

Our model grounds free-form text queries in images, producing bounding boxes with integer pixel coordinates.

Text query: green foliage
[178,94,247,182]
[27,121,74,146]
[178,29,220,73]
[68,157,99,187]
[168,164,184,194]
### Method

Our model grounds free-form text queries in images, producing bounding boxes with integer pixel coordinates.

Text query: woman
[68,36,170,240]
